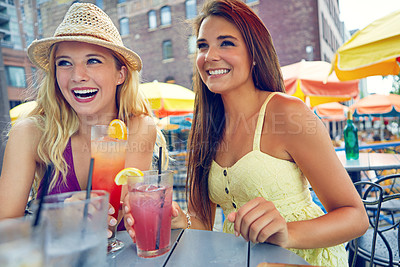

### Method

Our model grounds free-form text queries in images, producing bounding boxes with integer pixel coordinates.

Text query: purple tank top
[37,138,81,198]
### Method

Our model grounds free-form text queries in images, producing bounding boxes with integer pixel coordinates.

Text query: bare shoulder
[127,114,157,137]
[5,118,42,165]
[9,118,42,144]
[265,93,316,132]
[268,93,312,116]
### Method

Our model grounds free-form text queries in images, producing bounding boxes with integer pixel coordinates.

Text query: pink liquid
[129,185,172,256]
[91,139,126,218]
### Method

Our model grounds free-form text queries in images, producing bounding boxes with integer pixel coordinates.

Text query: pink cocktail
[91,125,127,253]
[128,171,173,258]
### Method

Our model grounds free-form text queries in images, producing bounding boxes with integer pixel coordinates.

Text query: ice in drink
[0,240,43,267]
[129,184,173,258]
[46,234,106,267]
[0,217,44,267]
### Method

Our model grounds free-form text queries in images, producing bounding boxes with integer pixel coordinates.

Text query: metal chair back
[351,177,400,267]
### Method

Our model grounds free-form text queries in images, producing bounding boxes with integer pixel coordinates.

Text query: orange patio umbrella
[281,60,359,107]
[313,102,349,121]
[350,94,400,117]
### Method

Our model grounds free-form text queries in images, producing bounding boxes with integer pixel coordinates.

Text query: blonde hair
[22,44,166,198]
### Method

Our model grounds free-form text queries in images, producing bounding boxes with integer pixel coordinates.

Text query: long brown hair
[187,0,286,229]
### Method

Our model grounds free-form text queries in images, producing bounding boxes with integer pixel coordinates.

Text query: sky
[338,0,400,94]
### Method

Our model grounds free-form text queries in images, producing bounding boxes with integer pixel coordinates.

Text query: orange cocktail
[91,124,127,253]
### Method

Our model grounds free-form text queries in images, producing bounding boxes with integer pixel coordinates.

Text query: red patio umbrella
[313,102,349,121]
[350,94,400,117]
[281,60,359,107]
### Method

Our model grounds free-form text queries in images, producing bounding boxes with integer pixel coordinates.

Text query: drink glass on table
[128,170,174,258]
[0,217,44,267]
[91,124,127,253]
[31,190,109,267]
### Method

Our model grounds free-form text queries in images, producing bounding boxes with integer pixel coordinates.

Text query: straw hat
[27,3,142,71]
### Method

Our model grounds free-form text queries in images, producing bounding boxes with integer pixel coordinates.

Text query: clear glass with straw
[31,190,109,266]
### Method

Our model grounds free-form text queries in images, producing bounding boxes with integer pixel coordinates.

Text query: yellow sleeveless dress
[208,92,348,266]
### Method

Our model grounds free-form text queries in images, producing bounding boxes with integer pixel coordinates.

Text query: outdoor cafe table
[107,229,310,266]
[336,152,400,185]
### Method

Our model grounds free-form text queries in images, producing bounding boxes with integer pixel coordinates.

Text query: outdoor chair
[348,178,400,267]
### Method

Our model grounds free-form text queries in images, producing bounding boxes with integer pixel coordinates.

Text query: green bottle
[343,110,359,160]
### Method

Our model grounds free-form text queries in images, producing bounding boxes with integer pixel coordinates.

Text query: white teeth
[73,89,98,95]
[75,95,92,99]
[209,69,229,75]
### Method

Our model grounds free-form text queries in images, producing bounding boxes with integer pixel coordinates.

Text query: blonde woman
[0,3,164,233]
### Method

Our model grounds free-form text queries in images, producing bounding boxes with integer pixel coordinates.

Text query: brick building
[1,0,346,106]
[118,0,345,89]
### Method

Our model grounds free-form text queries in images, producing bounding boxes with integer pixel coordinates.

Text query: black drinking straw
[77,158,94,266]
[83,158,94,220]
[155,147,163,250]
[158,147,162,175]
[33,164,53,227]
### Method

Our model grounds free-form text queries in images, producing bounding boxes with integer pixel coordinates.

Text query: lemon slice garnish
[114,167,144,185]
[108,119,127,140]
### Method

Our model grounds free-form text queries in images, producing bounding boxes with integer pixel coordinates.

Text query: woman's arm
[282,97,368,248]
[125,115,157,170]
[171,199,217,231]
[229,95,368,248]
[0,120,41,219]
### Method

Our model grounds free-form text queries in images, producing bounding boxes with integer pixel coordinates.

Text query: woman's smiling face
[196,15,254,95]
[55,41,126,118]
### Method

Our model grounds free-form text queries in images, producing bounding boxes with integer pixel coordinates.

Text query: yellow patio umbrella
[9,101,37,125]
[139,81,195,118]
[329,9,400,81]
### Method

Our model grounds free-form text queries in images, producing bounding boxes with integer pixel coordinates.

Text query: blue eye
[197,43,208,50]
[221,40,234,47]
[56,60,71,67]
[88,58,102,64]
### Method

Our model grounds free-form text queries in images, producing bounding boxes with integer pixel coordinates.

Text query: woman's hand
[171,201,188,229]
[227,197,289,247]
[64,192,116,238]
[108,204,117,238]
[122,197,188,243]
[122,194,136,242]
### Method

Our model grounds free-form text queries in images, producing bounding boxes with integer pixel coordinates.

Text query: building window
[148,10,157,29]
[5,66,26,88]
[185,0,196,19]
[165,76,175,83]
[162,40,173,60]
[188,35,196,54]
[160,6,171,26]
[119,17,129,36]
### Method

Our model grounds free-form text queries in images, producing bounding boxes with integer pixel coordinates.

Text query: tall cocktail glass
[91,124,127,253]
[127,170,174,258]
